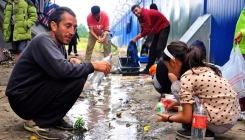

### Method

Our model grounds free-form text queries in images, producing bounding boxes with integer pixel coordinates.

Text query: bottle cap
[199,99,204,104]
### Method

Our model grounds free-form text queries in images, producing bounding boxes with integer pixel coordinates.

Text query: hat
[190,40,206,55]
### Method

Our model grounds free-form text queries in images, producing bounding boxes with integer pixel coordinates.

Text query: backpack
[31,0,59,28]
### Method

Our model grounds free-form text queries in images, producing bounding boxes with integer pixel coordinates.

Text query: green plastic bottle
[156,102,165,114]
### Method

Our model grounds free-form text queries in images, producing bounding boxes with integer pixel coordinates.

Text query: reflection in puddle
[66,75,151,140]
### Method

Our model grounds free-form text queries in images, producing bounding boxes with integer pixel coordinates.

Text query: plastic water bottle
[191,99,207,140]
[156,102,166,114]
[178,106,183,115]
[90,54,112,90]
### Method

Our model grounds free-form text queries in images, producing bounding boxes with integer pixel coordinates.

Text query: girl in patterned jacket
[157,41,240,139]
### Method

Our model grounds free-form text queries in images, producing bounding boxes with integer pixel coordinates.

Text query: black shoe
[176,129,191,139]
[55,119,73,131]
[139,68,149,74]
[176,129,215,140]
[205,129,215,139]
[182,123,192,130]
[75,53,79,56]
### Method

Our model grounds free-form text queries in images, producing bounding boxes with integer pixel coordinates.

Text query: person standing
[3,0,37,62]
[85,5,109,62]
[5,7,111,139]
[68,29,80,56]
[234,7,245,112]
[131,5,170,74]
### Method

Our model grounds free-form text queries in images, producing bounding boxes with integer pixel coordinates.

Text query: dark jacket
[6,32,94,98]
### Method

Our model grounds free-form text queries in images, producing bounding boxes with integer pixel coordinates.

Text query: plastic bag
[220,45,245,98]
[127,41,139,67]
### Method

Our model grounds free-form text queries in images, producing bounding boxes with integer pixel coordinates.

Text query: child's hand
[156,113,168,122]
[168,73,178,83]
[161,98,179,109]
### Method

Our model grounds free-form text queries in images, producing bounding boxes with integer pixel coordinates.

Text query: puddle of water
[66,75,143,140]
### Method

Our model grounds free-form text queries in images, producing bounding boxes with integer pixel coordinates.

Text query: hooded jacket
[3,0,37,42]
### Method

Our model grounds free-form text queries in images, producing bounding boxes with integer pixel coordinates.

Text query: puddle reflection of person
[156,41,240,139]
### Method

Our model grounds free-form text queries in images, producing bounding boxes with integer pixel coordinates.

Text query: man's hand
[131,33,142,44]
[131,37,137,44]
[69,58,81,64]
[97,38,101,43]
[97,38,105,43]
[234,31,242,44]
[97,37,106,43]
[91,61,111,76]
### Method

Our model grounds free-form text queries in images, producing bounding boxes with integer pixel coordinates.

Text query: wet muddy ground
[1,49,245,140]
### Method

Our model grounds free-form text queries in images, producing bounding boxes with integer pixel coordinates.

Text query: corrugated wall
[155,0,203,43]
[205,0,245,65]
[111,0,245,65]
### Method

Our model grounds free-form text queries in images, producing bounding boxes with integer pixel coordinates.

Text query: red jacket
[139,8,169,37]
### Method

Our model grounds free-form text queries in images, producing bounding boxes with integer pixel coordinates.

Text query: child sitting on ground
[156,41,240,139]
[151,40,207,100]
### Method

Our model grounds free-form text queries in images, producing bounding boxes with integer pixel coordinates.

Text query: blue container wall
[205,0,245,65]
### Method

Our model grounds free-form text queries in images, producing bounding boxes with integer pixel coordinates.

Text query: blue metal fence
[110,0,245,65]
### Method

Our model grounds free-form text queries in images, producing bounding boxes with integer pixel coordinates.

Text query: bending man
[85,5,109,62]
[131,5,170,74]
